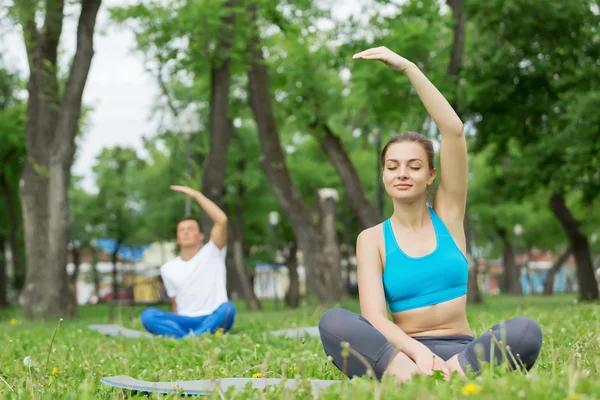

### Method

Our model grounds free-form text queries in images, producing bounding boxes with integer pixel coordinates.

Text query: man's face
[176,219,204,248]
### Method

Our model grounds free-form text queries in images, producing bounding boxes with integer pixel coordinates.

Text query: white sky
[0,0,366,192]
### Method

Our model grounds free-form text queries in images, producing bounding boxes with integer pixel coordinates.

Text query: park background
[0,0,599,398]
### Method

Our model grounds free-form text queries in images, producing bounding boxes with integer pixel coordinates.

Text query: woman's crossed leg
[318,308,542,382]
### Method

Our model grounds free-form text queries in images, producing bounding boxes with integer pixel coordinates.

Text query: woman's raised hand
[352,46,414,72]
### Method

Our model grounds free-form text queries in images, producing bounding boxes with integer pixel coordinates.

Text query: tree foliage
[0,61,26,298]
[1,0,598,308]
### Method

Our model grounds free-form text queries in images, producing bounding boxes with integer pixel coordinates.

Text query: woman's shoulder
[356,223,387,271]
[356,222,386,247]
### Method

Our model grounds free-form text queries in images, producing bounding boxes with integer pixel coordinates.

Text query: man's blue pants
[140,301,236,339]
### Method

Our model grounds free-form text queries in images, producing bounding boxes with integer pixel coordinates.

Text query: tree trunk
[549,192,599,301]
[111,243,121,301]
[284,242,301,308]
[18,0,102,319]
[0,237,7,307]
[340,225,355,296]
[91,247,100,297]
[543,247,572,295]
[225,244,240,299]
[315,189,344,300]
[8,230,24,293]
[340,223,354,296]
[20,159,76,319]
[497,227,522,295]
[0,174,24,291]
[70,245,81,285]
[321,125,381,229]
[224,227,239,299]
[231,163,262,311]
[446,0,481,303]
[199,0,236,237]
[464,206,483,303]
[231,217,261,311]
[246,2,339,304]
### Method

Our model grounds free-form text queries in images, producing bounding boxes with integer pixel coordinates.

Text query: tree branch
[15,0,39,67]
[33,0,65,147]
[15,0,41,147]
[155,62,180,117]
[40,0,65,67]
[262,5,292,35]
[54,0,102,163]
[446,0,465,78]
[321,123,381,228]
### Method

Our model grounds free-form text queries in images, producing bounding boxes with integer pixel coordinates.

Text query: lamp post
[513,223,523,237]
[591,233,598,269]
[268,211,280,311]
[375,128,384,217]
[177,108,201,217]
[513,224,526,293]
[513,224,523,265]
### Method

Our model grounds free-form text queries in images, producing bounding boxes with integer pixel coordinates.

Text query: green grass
[0,294,599,399]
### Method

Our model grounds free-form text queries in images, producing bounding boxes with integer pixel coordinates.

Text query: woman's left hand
[352,46,414,72]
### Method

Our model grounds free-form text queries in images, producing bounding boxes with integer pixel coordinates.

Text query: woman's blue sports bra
[382,206,468,313]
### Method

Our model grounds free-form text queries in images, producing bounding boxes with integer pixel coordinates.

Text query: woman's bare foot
[383,352,422,384]
[445,354,466,377]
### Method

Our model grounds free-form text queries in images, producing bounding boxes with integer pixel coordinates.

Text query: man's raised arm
[170,185,228,250]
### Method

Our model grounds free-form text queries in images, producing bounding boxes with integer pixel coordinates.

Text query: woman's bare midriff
[390,295,473,337]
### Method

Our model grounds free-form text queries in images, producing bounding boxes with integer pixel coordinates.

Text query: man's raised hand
[170,185,199,198]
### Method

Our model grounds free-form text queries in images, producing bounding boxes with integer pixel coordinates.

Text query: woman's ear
[428,168,437,185]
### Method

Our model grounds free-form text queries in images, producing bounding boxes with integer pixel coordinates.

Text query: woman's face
[382,141,436,201]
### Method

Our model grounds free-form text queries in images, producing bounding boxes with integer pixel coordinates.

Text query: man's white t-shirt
[160,240,228,317]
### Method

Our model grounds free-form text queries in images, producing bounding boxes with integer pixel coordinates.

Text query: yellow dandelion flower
[214,328,223,338]
[220,369,227,376]
[252,372,261,378]
[288,366,296,371]
[461,383,482,396]
[51,367,58,375]
[10,319,17,325]
[567,394,580,400]
[98,371,103,376]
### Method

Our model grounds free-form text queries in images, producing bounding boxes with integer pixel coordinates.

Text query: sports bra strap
[383,219,397,256]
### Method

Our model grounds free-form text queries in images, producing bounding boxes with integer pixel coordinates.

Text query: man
[140,185,236,338]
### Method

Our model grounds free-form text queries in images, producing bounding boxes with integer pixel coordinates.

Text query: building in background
[477,249,579,295]
[66,240,176,305]
[253,262,307,300]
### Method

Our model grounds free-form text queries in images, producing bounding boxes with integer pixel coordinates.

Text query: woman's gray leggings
[318,308,543,380]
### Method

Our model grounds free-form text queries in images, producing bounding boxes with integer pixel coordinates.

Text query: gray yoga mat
[89,324,152,339]
[100,374,340,396]
[266,326,320,338]
[89,324,320,339]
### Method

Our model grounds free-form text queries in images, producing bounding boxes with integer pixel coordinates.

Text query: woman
[318,47,543,383]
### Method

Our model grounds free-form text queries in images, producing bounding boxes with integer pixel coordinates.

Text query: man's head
[176,217,204,249]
